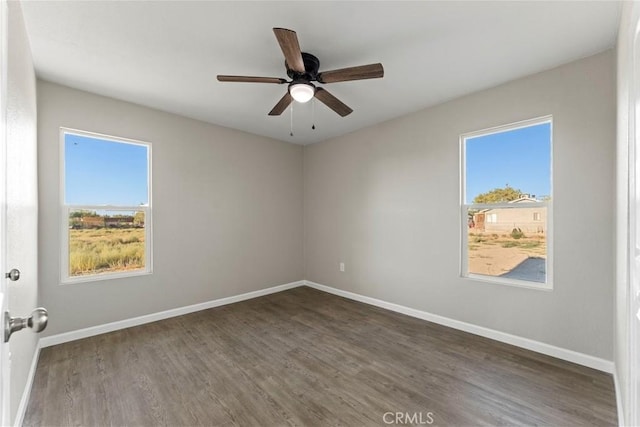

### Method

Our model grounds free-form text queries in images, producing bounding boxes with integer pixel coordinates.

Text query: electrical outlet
[340,262,345,272]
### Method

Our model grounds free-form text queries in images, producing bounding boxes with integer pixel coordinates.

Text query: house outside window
[61,128,152,283]
[461,117,552,289]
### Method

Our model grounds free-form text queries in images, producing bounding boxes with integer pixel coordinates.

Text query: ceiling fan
[217,28,384,117]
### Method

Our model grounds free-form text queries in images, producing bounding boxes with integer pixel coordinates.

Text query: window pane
[467,205,547,283]
[64,133,149,206]
[68,209,146,277]
[465,122,551,204]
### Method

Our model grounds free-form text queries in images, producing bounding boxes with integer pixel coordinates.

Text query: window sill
[61,269,152,285]
[463,273,553,291]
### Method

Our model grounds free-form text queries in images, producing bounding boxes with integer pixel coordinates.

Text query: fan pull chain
[312,98,316,130]
[290,102,294,137]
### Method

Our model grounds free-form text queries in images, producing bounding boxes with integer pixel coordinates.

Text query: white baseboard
[39,278,616,373]
[39,280,304,348]
[304,280,614,374]
[14,340,41,427]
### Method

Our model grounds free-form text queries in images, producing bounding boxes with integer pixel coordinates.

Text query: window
[461,117,552,289]
[61,128,152,283]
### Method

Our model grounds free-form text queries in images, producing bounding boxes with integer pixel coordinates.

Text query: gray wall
[38,49,615,363]
[7,1,39,423]
[38,81,304,336]
[304,50,615,360]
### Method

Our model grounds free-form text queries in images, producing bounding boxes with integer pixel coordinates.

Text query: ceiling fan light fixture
[289,82,315,103]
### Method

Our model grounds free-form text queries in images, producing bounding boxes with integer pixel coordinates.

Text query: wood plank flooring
[24,286,617,426]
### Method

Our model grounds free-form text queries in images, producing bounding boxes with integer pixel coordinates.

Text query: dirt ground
[468,231,546,277]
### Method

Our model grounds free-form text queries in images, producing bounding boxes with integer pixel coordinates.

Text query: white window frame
[60,127,153,284]
[460,116,553,291]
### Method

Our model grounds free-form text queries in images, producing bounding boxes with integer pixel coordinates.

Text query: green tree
[473,185,522,204]
[133,211,145,227]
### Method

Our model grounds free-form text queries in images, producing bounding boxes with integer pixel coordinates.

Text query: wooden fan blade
[268,92,294,116]
[314,88,353,117]
[317,63,384,84]
[273,28,305,73]
[217,75,287,84]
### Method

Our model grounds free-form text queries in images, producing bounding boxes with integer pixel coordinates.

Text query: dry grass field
[468,231,546,277]
[69,228,145,276]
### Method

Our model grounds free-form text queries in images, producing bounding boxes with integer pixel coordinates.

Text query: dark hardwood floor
[24,286,617,426]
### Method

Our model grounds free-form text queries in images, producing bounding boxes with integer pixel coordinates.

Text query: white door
[1,2,11,422]
[630,14,640,425]
[1,1,44,425]
[633,37,640,425]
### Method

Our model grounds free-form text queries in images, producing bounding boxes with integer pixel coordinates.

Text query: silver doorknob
[5,269,20,281]
[4,307,48,342]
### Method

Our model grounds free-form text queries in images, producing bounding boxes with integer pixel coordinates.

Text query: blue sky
[465,122,551,204]
[64,133,149,206]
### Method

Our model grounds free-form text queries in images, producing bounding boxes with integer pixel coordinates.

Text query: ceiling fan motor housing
[286,52,321,81]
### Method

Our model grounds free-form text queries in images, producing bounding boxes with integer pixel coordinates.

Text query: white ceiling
[21,1,620,145]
